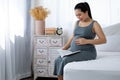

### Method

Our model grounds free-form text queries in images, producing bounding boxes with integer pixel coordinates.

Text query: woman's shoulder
[92,20,100,24]
[92,20,102,29]
[92,20,100,26]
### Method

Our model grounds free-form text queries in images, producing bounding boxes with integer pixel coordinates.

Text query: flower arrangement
[30,6,49,20]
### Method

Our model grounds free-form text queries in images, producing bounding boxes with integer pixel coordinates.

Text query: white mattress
[64,52,120,80]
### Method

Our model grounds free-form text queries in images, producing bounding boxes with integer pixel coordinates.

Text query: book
[57,49,81,57]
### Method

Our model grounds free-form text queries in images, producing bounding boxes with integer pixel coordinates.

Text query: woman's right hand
[62,35,74,50]
[75,38,88,45]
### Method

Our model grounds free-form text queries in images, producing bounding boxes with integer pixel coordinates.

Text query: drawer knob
[39,60,43,63]
[48,61,51,63]
[39,71,44,73]
[39,40,44,43]
[39,50,44,53]
[52,41,57,43]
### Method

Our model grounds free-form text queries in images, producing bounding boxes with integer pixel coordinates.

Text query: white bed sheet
[64,52,120,80]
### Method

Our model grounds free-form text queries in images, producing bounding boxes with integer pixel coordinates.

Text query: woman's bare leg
[58,75,63,80]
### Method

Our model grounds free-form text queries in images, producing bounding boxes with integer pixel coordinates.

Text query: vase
[35,20,45,35]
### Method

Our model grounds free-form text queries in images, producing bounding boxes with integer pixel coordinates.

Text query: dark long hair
[74,2,92,19]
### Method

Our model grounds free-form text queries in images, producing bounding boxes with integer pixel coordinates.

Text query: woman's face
[75,9,88,21]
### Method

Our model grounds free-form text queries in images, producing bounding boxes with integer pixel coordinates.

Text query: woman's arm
[88,21,106,45]
[75,22,106,45]
[62,35,74,50]
[62,21,78,49]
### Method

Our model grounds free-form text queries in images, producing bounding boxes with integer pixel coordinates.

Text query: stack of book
[45,28,56,35]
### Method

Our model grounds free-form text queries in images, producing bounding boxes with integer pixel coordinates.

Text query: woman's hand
[75,38,88,45]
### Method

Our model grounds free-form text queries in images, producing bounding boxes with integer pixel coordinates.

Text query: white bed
[64,23,120,80]
[64,52,120,80]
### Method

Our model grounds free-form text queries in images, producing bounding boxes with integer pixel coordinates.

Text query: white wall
[86,0,120,27]
[33,0,120,40]
[87,0,111,27]
[110,0,120,25]
[33,0,120,26]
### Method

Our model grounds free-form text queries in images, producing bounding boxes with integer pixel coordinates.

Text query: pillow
[95,36,120,52]
[103,23,120,36]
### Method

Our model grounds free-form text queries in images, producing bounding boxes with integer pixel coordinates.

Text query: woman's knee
[55,56,62,63]
[62,57,70,64]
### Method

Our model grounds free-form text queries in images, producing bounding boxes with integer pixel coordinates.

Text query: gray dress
[53,20,97,76]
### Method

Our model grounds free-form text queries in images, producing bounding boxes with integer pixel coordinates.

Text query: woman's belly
[69,36,95,52]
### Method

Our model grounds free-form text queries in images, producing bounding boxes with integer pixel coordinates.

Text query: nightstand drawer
[36,48,47,54]
[34,48,47,58]
[34,58,48,66]
[35,37,48,47]
[49,37,63,47]
[35,67,48,77]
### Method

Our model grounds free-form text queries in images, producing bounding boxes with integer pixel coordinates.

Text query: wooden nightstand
[33,35,64,80]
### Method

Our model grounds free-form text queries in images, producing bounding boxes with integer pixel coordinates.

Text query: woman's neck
[83,17,92,22]
[79,18,93,27]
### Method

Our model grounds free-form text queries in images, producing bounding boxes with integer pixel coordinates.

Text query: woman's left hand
[75,38,88,45]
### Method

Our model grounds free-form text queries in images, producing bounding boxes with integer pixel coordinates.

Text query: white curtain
[0,0,32,80]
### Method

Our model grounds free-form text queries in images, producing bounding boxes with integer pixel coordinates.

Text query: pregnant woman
[53,2,106,80]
